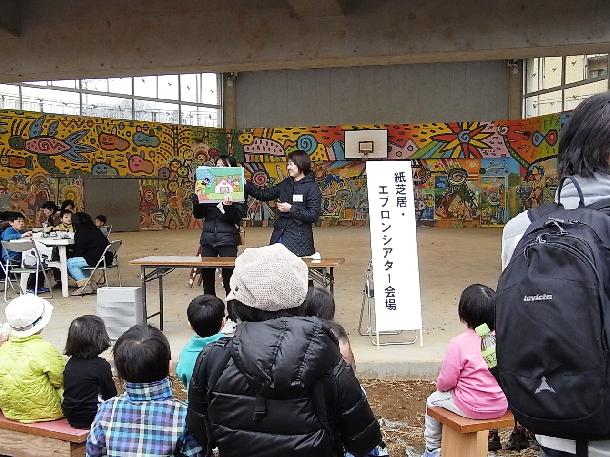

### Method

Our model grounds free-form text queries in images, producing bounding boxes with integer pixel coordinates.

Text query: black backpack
[495,177,610,449]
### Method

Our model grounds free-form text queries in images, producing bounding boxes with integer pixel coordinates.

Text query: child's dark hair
[328,321,349,344]
[60,199,75,211]
[96,214,107,224]
[113,324,170,383]
[302,287,336,320]
[60,209,73,218]
[65,315,111,359]
[41,201,58,212]
[7,212,25,222]
[458,284,496,330]
[187,295,225,337]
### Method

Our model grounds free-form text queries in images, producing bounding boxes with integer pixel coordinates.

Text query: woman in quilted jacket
[187,244,382,457]
[246,150,322,257]
[0,294,64,423]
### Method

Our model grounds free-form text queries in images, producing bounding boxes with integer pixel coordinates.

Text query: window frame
[523,54,610,117]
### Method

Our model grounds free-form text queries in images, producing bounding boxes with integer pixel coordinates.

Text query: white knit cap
[226,243,308,311]
[5,294,54,338]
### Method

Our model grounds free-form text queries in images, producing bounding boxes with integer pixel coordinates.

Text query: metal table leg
[141,266,147,324]
[329,267,335,295]
[158,274,164,331]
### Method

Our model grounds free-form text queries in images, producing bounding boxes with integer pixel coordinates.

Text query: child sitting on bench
[62,315,117,429]
[87,324,204,456]
[0,294,64,423]
[421,284,507,457]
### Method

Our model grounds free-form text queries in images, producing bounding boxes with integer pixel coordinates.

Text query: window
[0,73,222,126]
[134,100,179,124]
[524,54,609,117]
[21,86,80,116]
[82,94,132,119]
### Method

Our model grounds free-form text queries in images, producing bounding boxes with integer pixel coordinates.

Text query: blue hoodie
[176,333,224,390]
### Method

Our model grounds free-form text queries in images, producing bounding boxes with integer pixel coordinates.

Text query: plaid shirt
[86,377,204,457]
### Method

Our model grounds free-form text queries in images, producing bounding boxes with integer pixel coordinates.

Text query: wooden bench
[427,406,515,457]
[0,412,88,457]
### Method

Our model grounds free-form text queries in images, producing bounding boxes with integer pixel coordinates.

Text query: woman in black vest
[192,155,247,298]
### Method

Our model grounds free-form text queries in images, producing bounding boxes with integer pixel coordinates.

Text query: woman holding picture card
[192,155,247,300]
[246,149,322,257]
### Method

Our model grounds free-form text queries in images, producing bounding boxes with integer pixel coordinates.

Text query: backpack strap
[557,176,585,208]
[527,202,559,222]
[585,198,610,212]
[576,440,588,457]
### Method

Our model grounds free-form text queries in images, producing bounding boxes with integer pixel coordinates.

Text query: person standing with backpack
[499,92,610,457]
[186,243,382,457]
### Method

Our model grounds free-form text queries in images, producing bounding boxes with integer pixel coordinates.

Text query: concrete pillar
[508,60,523,119]
[223,73,237,129]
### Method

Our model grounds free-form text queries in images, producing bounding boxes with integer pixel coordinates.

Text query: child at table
[0,294,65,423]
[94,214,107,228]
[54,209,73,232]
[420,284,507,457]
[62,315,117,429]
[1,212,32,264]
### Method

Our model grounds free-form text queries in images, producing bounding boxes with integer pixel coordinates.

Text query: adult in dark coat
[187,244,382,457]
[192,155,247,297]
[245,150,322,257]
[67,212,110,296]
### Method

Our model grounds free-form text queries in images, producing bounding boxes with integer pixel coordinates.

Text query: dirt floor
[114,376,537,456]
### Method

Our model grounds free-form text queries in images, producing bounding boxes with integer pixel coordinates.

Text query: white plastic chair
[80,240,122,292]
[1,239,53,302]
[99,225,112,237]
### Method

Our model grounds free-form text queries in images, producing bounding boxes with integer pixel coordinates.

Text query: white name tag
[293,194,304,202]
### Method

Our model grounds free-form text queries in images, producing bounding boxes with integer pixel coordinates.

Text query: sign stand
[358,260,424,347]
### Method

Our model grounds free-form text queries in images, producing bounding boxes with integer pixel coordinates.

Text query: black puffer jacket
[193,200,246,248]
[246,174,322,256]
[70,226,111,266]
[187,317,381,457]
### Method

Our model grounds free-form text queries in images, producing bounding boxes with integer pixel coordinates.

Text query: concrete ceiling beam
[0,0,21,37]
[286,0,346,17]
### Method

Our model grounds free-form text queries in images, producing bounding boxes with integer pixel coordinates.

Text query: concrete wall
[1,0,609,83]
[234,62,510,128]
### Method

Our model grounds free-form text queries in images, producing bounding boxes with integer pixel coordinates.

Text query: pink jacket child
[421,284,508,457]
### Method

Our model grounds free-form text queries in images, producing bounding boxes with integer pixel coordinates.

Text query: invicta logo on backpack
[495,176,610,450]
[522,294,553,302]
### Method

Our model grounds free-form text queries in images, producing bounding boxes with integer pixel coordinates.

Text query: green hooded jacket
[0,334,65,423]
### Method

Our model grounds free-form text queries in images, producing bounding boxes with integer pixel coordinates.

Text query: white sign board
[366,161,423,333]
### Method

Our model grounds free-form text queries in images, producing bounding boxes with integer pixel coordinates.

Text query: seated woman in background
[60,199,76,213]
[40,201,60,227]
[67,212,110,296]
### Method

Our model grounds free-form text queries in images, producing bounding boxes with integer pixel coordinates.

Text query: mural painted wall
[0,109,567,229]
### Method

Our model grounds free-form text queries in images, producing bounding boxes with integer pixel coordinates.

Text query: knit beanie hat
[226,243,308,311]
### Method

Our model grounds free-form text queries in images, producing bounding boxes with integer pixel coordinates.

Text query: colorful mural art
[0,109,569,229]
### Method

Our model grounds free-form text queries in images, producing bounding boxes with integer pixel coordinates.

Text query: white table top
[10,236,74,246]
